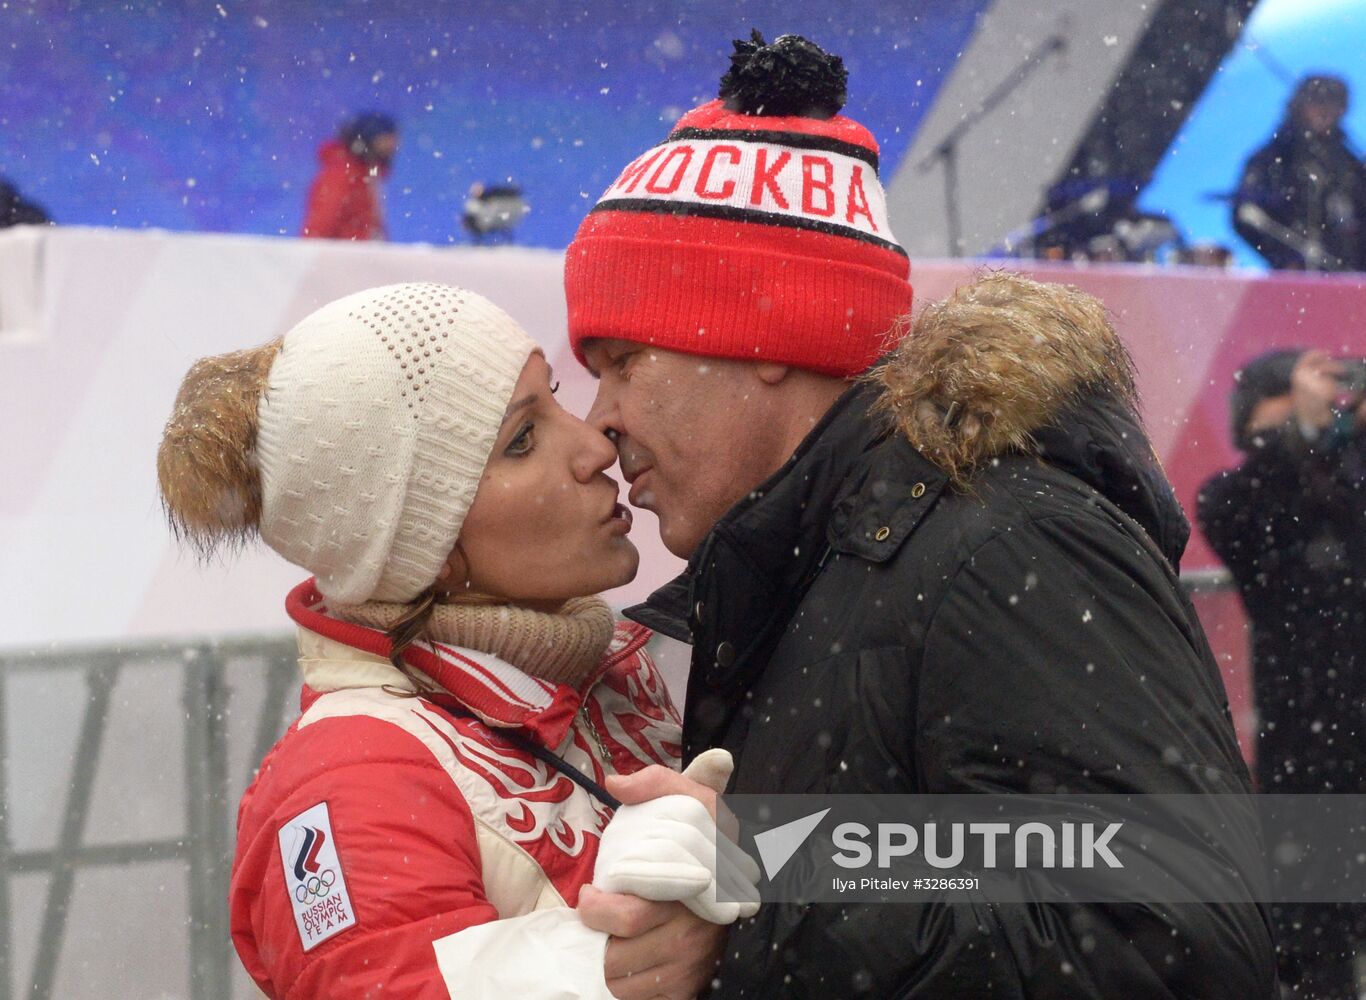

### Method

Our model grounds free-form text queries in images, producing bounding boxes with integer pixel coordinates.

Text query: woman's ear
[432,544,469,598]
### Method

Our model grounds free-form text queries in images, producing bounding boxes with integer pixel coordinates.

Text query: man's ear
[755,362,791,386]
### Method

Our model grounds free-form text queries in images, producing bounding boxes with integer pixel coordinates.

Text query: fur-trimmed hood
[872,273,1190,567]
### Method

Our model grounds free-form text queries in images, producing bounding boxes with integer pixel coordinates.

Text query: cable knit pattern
[331,596,615,688]
[255,284,537,604]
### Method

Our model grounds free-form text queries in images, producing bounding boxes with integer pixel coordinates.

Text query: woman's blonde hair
[157,340,282,558]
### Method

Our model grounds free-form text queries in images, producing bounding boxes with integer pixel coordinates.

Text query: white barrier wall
[0,226,688,649]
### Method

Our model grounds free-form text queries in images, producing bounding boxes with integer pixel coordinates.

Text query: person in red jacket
[301,112,398,240]
[156,284,757,999]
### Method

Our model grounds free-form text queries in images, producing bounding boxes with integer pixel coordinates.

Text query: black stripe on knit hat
[668,127,879,172]
[587,198,908,256]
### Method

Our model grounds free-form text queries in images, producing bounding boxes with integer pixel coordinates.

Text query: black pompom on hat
[719,30,848,119]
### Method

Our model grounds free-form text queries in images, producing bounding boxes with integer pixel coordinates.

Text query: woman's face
[444,352,638,607]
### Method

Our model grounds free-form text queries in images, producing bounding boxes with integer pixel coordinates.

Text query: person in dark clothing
[565,33,1275,999]
[0,176,51,227]
[1200,348,1366,792]
[301,112,397,241]
[1233,75,1366,272]
[1198,348,1366,999]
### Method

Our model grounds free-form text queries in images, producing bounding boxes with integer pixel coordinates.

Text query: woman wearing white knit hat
[157,283,756,999]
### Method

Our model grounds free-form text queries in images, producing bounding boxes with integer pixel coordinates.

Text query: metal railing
[1178,567,1234,595]
[0,635,297,1000]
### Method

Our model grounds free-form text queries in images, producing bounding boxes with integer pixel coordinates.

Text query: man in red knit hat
[565,32,910,560]
[572,32,1272,1000]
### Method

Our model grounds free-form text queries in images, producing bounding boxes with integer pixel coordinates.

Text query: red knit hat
[565,32,913,378]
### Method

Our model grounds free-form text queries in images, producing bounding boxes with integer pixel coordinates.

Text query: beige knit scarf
[331,596,615,688]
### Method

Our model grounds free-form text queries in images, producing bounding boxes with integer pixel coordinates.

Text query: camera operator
[1198,348,1366,998]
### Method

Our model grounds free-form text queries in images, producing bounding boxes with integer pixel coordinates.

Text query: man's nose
[585,383,622,440]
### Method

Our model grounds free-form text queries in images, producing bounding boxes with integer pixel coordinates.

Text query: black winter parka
[1196,424,1364,1000]
[630,319,1275,998]
[1233,124,1366,271]
[1198,424,1366,793]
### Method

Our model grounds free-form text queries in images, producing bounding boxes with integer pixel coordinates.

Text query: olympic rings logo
[294,868,336,904]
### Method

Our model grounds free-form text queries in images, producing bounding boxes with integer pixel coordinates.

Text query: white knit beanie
[256,283,537,604]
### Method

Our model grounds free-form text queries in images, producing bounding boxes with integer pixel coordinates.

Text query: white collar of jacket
[285,577,650,750]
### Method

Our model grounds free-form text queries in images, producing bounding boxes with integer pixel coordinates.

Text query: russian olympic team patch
[277,802,357,951]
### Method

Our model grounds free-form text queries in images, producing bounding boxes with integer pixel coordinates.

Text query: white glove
[678,749,762,921]
[592,794,761,924]
[682,747,735,794]
[591,750,761,925]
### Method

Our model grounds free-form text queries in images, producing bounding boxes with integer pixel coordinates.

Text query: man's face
[1300,101,1344,135]
[583,339,775,559]
[370,132,399,167]
[1245,394,1294,439]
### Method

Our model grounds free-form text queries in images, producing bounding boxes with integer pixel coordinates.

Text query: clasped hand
[581,750,760,1000]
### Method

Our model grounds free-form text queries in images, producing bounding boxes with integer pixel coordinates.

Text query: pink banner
[908,261,1366,571]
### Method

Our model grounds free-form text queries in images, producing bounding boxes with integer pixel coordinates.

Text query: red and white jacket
[230,580,683,999]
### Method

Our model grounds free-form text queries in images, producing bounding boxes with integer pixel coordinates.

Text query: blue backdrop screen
[0,1,985,247]
[1139,0,1366,267]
